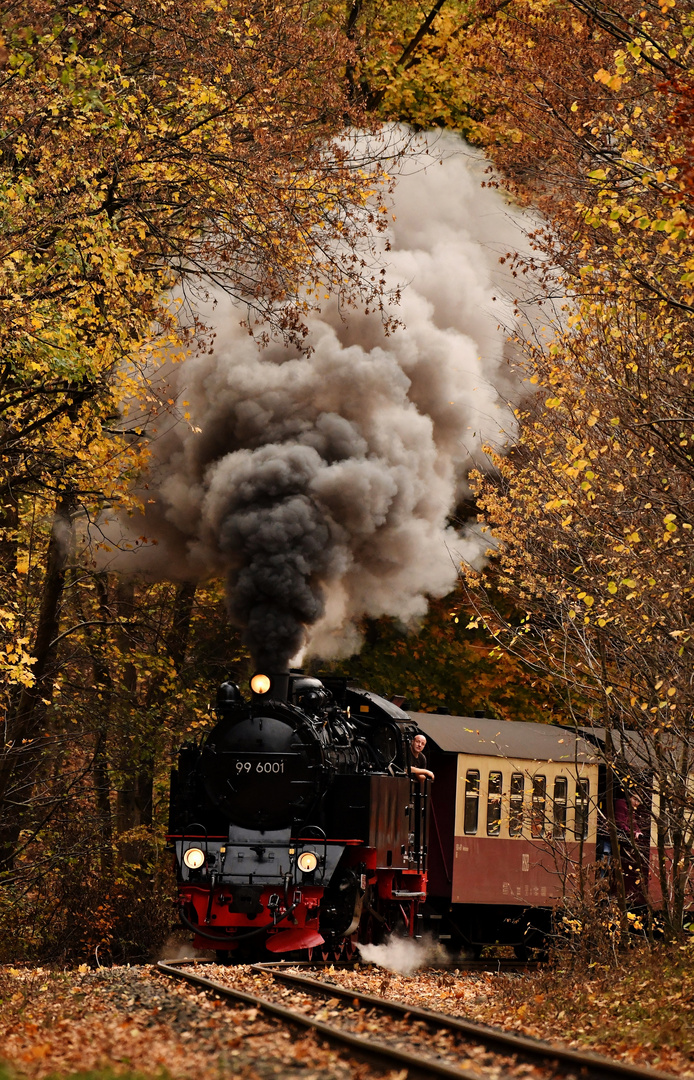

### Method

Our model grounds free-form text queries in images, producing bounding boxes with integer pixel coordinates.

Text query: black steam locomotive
[168,671,428,958]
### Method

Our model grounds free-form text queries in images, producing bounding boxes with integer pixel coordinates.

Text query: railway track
[156,958,677,1080]
[241,957,544,974]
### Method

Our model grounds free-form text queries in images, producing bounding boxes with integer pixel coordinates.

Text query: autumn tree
[448,1,694,934]
[330,0,694,931]
[0,0,401,951]
[326,591,566,721]
[0,572,251,960]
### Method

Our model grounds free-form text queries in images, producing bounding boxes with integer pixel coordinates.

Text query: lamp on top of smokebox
[250,673,271,695]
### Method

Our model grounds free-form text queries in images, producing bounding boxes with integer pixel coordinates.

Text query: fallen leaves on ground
[2,943,693,1080]
[198,964,543,1080]
[0,964,391,1080]
[294,948,694,1079]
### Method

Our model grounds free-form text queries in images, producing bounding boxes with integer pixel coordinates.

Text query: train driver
[408,733,434,783]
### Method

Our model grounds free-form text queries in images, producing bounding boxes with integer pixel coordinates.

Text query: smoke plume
[105,128,532,669]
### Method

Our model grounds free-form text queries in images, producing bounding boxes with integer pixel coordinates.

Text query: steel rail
[156,958,481,1079]
[257,957,543,974]
[251,962,677,1080]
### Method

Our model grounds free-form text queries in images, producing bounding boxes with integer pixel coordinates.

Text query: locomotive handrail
[411,778,428,873]
[182,822,209,843]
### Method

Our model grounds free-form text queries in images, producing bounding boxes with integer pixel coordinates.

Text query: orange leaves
[461,2,694,785]
[0,0,391,526]
[593,68,623,91]
[23,1044,52,1061]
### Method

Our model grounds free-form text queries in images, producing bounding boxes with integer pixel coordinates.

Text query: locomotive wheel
[359,911,378,945]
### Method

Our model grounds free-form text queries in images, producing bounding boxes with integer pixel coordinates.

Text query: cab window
[370,723,399,769]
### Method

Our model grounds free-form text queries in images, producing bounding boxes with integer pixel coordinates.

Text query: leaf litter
[0,963,391,1080]
[2,945,693,1080]
[287,951,694,1079]
[201,962,548,1080]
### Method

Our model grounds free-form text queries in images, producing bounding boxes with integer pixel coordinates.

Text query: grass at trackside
[478,939,694,1071]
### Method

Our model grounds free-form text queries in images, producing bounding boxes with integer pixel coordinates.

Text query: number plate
[235,759,285,774]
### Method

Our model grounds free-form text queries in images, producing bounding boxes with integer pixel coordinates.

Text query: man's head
[412,734,426,754]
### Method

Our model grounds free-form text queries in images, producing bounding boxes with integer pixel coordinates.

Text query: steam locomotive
[168,671,428,958]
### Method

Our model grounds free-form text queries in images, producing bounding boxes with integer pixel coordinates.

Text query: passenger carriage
[411,714,600,955]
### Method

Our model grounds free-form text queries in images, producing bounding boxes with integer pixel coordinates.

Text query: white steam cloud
[357,935,436,975]
[106,128,532,668]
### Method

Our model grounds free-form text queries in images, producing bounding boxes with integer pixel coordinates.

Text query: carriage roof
[409,713,600,765]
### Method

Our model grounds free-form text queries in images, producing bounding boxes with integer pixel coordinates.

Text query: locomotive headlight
[183,847,205,870]
[297,850,318,874]
[250,673,271,695]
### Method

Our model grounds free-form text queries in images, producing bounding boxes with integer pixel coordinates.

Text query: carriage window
[574,779,590,840]
[531,775,546,838]
[553,777,568,838]
[510,773,524,836]
[487,771,503,836]
[464,770,480,835]
[658,792,673,846]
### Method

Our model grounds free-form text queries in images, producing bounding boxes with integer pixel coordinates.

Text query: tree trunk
[0,489,76,868]
[598,638,627,924]
[115,580,196,833]
[135,581,197,829]
[167,581,197,673]
[89,575,114,877]
[115,579,139,835]
[604,730,627,923]
[0,485,18,579]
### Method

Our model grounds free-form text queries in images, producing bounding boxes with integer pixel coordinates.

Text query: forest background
[1,0,693,960]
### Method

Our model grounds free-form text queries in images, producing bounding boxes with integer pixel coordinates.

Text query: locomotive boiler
[168,671,428,958]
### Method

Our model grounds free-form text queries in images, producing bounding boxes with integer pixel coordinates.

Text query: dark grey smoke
[100,128,533,669]
[217,446,337,669]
